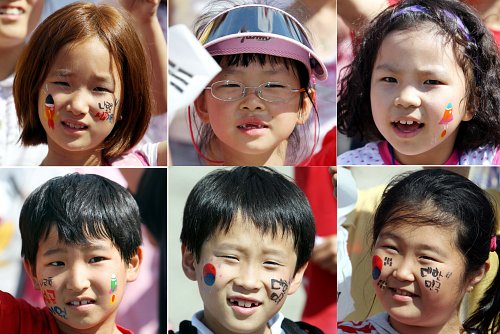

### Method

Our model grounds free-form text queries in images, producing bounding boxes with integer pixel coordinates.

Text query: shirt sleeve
[0,290,60,333]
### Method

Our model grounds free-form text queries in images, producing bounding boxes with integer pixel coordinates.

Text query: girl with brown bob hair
[14,2,155,166]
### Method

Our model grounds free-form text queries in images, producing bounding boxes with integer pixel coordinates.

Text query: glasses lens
[260,82,293,102]
[212,81,244,101]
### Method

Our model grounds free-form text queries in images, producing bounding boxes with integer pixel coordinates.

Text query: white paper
[168,24,221,125]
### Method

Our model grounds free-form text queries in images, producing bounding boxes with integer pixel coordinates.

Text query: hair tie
[491,235,497,252]
[391,5,473,43]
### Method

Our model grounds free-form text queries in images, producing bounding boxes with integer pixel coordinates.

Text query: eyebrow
[42,244,110,257]
[374,63,447,76]
[378,231,447,257]
[50,69,114,84]
[216,242,288,258]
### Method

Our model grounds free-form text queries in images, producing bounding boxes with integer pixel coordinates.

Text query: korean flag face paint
[203,263,216,286]
[372,255,383,280]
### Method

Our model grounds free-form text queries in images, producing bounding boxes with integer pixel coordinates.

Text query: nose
[233,264,262,291]
[66,89,92,115]
[392,257,415,282]
[394,85,421,109]
[239,87,265,111]
[65,264,91,292]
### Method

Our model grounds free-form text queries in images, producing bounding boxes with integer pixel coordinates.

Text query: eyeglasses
[205,80,305,103]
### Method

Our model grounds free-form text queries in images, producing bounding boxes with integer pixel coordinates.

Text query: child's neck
[42,148,104,166]
[391,135,457,165]
[389,313,463,334]
[208,139,287,166]
[55,317,122,334]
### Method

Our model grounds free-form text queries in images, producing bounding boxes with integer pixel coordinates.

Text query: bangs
[214,53,309,88]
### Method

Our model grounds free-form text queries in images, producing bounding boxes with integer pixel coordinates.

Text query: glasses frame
[205,80,305,103]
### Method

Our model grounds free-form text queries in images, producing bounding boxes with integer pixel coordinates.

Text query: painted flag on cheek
[372,255,382,280]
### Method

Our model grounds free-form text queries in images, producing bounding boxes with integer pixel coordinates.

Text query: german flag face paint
[44,94,57,129]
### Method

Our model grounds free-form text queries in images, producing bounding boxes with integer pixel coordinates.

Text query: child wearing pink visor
[189,1,328,166]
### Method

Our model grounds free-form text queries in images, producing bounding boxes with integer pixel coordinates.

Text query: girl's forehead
[49,38,117,72]
[378,223,457,247]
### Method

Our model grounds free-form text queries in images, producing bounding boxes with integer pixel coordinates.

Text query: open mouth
[392,120,424,132]
[62,121,88,130]
[390,288,418,298]
[228,298,262,308]
[66,299,96,306]
[0,7,24,15]
[237,124,268,130]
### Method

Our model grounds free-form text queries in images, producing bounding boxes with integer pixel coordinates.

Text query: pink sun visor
[198,4,327,81]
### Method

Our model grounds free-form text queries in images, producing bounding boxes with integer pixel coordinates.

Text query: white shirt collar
[191,311,285,334]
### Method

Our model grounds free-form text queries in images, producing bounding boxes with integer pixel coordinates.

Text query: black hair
[338,0,500,152]
[180,167,316,274]
[372,169,499,333]
[20,173,142,274]
[191,0,318,165]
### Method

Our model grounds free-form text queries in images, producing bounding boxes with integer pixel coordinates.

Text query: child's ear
[465,260,489,292]
[181,243,198,281]
[126,246,143,283]
[287,262,309,295]
[462,106,474,122]
[23,259,40,290]
[297,90,314,125]
[194,95,210,124]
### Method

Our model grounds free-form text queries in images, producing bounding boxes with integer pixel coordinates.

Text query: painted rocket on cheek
[372,255,382,280]
[203,263,216,286]
[44,95,56,129]
[110,274,117,304]
[439,103,454,138]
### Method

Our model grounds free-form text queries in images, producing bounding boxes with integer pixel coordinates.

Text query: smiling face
[37,37,122,161]
[0,0,43,48]
[182,215,306,334]
[370,26,472,164]
[24,226,141,333]
[194,60,311,165]
[372,223,480,332]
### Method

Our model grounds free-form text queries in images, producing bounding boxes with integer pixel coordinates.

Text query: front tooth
[0,8,23,15]
[400,120,407,125]
[406,121,414,125]
[237,300,245,307]
[81,300,89,305]
[70,301,79,306]
[244,301,251,308]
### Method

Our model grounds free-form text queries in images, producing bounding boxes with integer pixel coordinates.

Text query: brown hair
[14,2,152,159]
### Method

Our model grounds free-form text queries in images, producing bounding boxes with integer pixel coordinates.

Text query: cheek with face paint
[439,103,454,139]
[95,98,117,123]
[110,273,118,304]
[203,263,216,286]
[44,94,58,129]
[270,278,289,304]
[39,277,68,319]
[420,266,453,293]
[372,255,383,280]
